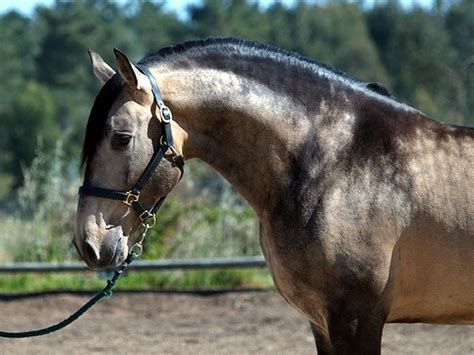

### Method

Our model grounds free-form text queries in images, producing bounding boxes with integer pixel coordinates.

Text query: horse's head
[74,49,184,269]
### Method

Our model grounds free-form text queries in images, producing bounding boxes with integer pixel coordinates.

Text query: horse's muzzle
[74,228,127,270]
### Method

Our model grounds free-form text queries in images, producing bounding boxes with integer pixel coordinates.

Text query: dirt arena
[1,290,473,354]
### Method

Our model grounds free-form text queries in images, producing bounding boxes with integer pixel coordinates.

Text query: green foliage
[35,0,139,90]
[189,0,267,40]
[1,81,57,186]
[130,1,194,52]
[0,142,78,262]
[446,0,474,57]
[446,0,474,124]
[287,3,388,82]
[142,160,259,260]
[0,273,105,292]
[0,11,39,109]
[384,8,461,119]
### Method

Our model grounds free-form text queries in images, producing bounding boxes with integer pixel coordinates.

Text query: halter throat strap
[78,63,184,224]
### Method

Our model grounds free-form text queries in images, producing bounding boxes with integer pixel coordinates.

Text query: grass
[0,272,104,293]
[0,268,274,293]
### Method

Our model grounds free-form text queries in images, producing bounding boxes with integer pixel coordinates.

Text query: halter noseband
[78,63,184,226]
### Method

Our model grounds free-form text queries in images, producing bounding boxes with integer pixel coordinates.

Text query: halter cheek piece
[78,64,184,226]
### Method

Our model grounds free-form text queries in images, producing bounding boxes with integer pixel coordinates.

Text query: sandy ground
[0,291,473,354]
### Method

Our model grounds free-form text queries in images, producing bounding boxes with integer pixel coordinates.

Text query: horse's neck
[154,64,330,217]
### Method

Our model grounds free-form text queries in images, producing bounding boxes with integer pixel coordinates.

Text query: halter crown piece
[78,63,184,254]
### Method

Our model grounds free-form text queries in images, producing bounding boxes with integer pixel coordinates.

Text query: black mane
[139,37,361,86]
[139,37,399,102]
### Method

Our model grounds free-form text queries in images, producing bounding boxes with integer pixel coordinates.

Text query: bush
[0,141,78,262]
[142,160,260,260]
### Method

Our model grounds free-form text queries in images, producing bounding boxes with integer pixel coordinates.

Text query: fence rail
[0,256,267,273]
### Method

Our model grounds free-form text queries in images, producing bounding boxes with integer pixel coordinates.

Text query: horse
[73,38,474,354]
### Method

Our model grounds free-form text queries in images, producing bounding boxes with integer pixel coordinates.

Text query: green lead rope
[0,252,138,338]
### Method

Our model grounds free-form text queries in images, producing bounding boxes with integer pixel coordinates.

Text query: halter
[78,63,184,253]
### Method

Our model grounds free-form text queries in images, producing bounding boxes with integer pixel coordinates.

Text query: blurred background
[0,0,472,291]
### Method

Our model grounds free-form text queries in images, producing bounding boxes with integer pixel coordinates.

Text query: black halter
[78,64,184,225]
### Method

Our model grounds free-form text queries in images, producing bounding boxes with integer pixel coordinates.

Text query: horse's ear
[88,49,115,84]
[114,48,150,92]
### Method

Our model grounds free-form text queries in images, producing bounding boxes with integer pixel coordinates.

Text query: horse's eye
[112,133,132,149]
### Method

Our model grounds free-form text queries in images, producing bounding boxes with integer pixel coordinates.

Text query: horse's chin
[110,238,129,268]
[105,230,143,269]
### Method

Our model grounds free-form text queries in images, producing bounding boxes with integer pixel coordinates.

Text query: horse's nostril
[83,239,100,263]
[77,230,123,269]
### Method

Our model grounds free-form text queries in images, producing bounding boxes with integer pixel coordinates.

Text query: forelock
[81,73,125,167]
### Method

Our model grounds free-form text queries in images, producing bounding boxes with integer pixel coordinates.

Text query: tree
[0,12,39,109]
[263,2,294,50]
[446,0,474,124]
[367,0,404,68]
[34,0,139,158]
[130,0,192,55]
[283,2,389,83]
[189,0,268,41]
[2,81,57,186]
[0,12,40,195]
[385,7,462,122]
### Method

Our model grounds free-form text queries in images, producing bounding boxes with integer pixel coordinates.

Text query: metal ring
[142,213,156,228]
[129,243,143,257]
[159,135,168,147]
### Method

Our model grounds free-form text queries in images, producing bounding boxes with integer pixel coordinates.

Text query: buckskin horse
[73,38,474,354]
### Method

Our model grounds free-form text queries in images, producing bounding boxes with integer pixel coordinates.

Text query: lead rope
[0,224,151,338]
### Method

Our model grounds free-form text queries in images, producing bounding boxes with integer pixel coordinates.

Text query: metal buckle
[139,210,152,222]
[160,106,173,123]
[123,191,140,207]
